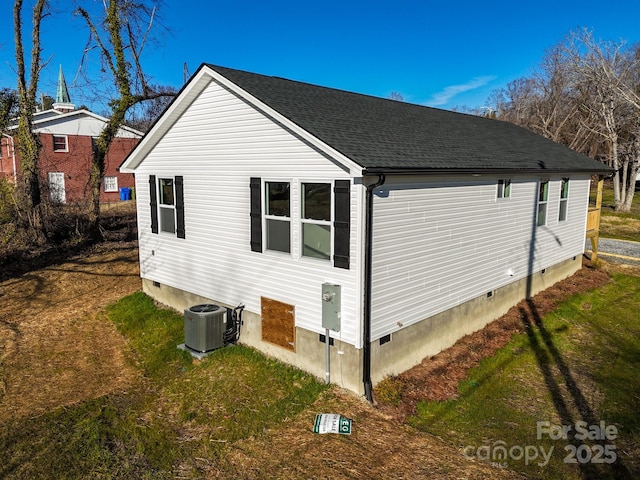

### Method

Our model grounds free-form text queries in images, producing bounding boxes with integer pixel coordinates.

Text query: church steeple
[53,65,75,112]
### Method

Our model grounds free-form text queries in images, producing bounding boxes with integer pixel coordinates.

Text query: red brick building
[0,66,143,203]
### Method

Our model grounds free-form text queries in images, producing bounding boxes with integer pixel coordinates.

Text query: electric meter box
[321,283,341,332]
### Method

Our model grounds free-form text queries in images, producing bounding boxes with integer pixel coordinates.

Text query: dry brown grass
[211,389,524,479]
[0,246,141,421]
[599,215,640,241]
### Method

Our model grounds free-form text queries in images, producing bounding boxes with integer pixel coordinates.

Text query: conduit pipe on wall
[362,174,385,402]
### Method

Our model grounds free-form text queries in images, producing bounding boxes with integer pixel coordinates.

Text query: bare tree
[491,29,639,212]
[75,0,175,235]
[563,29,639,211]
[13,0,48,239]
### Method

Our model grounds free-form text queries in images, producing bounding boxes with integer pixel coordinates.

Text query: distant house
[120,64,611,398]
[0,66,142,203]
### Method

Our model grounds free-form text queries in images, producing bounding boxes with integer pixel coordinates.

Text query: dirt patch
[212,389,523,480]
[375,258,611,422]
[0,244,141,421]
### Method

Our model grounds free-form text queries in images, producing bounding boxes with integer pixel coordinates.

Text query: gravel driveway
[586,238,640,266]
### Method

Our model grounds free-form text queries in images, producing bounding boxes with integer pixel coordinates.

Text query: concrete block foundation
[142,255,582,397]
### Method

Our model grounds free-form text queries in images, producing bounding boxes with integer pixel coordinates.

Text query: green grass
[409,274,640,479]
[0,292,329,479]
[592,182,640,241]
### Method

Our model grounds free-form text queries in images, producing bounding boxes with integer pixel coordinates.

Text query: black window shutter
[149,175,158,234]
[250,177,262,252]
[333,180,351,269]
[175,176,185,239]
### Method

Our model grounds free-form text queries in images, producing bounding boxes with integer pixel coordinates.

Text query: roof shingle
[208,64,611,174]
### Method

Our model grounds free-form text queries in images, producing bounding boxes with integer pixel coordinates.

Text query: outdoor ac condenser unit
[184,304,227,353]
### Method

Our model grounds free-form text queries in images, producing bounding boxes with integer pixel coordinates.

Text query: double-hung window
[301,183,331,260]
[159,178,176,233]
[52,135,68,152]
[265,182,291,253]
[537,180,549,226]
[497,179,511,199]
[250,178,351,269]
[558,178,569,222]
[149,175,185,238]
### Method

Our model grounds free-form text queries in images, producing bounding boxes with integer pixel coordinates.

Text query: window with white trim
[301,182,331,260]
[497,178,511,199]
[265,181,291,253]
[104,176,118,192]
[558,178,569,222]
[52,135,68,152]
[149,175,185,238]
[159,178,176,233]
[537,180,549,226]
[250,178,351,269]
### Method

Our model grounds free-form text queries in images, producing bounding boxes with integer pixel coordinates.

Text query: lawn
[0,292,330,479]
[407,271,640,479]
[1,240,638,478]
[592,180,640,241]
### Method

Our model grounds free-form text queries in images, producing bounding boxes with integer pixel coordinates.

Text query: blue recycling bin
[120,187,131,201]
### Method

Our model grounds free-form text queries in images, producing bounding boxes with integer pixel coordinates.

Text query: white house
[120,64,611,399]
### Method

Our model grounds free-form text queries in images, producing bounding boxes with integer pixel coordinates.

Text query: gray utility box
[184,304,227,353]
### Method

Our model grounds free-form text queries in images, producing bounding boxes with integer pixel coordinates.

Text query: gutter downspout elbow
[363,174,385,402]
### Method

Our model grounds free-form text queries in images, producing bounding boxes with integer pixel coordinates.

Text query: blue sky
[1,0,640,113]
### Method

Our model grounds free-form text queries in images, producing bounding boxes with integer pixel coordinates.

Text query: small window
[301,182,331,260]
[497,179,511,199]
[159,178,175,233]
[558,178,569,222]
[265,182,290,253]
[537,180,549,226]
[149,175,184,238]
[52,135,68,152]
[104,176,118,192]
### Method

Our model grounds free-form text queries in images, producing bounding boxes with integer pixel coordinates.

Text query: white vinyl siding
[133,80,361,346]
[370,175,590,341]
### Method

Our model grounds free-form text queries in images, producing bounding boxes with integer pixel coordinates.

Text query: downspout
[363,174,385,402]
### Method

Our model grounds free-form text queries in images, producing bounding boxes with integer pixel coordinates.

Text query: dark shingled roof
[208,64,611,175]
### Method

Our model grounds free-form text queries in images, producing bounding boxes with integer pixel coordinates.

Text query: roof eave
[362,166,614,176]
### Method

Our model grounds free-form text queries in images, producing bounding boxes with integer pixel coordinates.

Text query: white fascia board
[21,109,143,138]
[120,70,213,172]
[205,66,363,176]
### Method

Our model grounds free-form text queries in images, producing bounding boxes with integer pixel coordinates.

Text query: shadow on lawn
[520,299,631,479]
[523,183,631,479]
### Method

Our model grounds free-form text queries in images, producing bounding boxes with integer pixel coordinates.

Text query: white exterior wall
[370,174,590,341]
[133,80,363,346]
[32,113,140,138]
